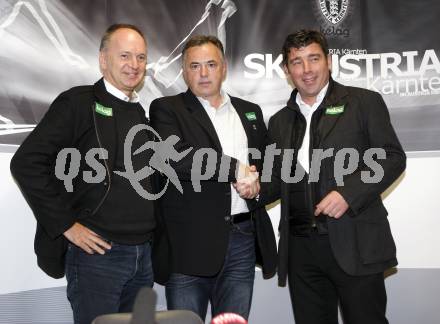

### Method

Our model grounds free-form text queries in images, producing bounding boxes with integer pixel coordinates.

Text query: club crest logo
[319,0,349,25]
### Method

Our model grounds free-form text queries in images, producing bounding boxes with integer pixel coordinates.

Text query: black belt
[231,212,252,224]
[289,222,328,236]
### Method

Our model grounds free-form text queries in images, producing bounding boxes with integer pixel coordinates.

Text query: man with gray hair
[150,35,276,321]
[11,24,156,324]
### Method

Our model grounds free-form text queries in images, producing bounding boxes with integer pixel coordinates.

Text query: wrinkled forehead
[107,28,147,51]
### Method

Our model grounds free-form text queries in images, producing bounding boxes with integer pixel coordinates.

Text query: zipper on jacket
[307,109,323,227]
[294,112,316,227]
[91,103,112,215]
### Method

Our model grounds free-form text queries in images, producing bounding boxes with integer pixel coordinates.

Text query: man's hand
[314,191,349,219]
[63,222,111,254]
[234,164,260,199]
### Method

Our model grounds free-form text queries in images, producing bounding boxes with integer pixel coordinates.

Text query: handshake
[233,164,260,199]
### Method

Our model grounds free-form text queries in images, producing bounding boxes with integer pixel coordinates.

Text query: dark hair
[99,23,146,51]
[282,29,329,65]
[181,35,225,61]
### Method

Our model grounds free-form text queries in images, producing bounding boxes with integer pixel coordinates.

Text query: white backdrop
[2,153,440,324]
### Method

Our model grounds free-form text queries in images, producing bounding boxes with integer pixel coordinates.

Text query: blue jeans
[165,220,256,321]
[65,240,153,324]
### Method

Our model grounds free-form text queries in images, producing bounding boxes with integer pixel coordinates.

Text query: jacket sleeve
[149,98,240,182]
[334,91,406,215]
[10,93,79,239]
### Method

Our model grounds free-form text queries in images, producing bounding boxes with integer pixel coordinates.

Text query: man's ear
[283,64,290,78]
[181,66,188,85]
[327,54,332,71]
[222,61,227,82]
[99,51,106,72]
[283,63,296,88]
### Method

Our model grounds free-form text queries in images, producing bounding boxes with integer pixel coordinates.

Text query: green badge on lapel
[95,102,113,117]
[325,105,344,115]
[245,112,257,121]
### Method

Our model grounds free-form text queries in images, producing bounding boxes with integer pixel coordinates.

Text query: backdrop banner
[1,0,439,152]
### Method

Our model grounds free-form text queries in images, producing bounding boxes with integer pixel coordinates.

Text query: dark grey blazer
[150,89,277,284]
[260,78,406,286]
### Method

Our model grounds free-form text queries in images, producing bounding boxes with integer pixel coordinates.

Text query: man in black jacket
[10,24,156,324]
[150,35,277,321]
[243,30,406,324]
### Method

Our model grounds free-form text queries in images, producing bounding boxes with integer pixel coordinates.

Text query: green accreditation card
[245,112,257,121]
[95,102,113,117]
[325,105,344,115]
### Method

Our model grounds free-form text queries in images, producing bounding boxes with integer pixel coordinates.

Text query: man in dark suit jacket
[243,30,406,324]
[149,35,276,321]
[10,24,156,324]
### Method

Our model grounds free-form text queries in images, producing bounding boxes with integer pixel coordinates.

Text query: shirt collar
[296,82,329,117]
[197,89,230,111]
[103,78,140,103]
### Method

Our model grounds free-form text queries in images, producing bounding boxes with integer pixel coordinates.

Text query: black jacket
[259,79,406,286]
[150,90,277,283]
[10,79,154,278]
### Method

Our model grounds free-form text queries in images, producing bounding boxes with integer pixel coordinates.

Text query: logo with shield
[319,0,349,25]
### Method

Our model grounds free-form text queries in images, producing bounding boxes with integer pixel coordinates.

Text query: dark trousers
[165,220,256,321]
[288,231,388,324]
[65,241,154,324]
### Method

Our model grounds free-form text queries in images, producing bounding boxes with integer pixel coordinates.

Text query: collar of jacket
[93,78,145,111]
[284,77,351,148]
[182,89,261,153]
[90,78,147,172]
[285,77,349,113]
[183,88,206,112]
[182,89,223,151]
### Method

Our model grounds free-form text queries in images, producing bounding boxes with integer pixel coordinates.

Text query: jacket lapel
[93,79,117,171]
[92,103,117,172]
[230,97,258,149]
[285,91,302,149]
[315,80,349,146]
[183,90,223,151]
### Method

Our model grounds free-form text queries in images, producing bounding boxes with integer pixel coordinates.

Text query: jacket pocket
[355,217,396,264]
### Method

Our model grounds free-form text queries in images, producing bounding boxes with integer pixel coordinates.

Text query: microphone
[130,287,157,324]
[211,313,248,324]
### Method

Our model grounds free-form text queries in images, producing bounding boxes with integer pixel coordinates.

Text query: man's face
[182,43,226,105]
[99,28,147,97]
[284,42,331,105]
